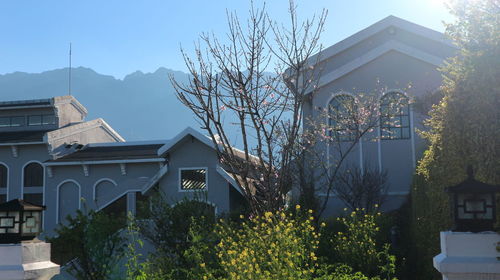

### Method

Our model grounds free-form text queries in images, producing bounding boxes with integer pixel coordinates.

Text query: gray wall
[157,136,231,213]
[0,144,49,202]
[44,161,160,235]
[304,30,453,214]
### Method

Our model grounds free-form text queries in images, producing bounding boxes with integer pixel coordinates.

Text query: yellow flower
[320,222,326,227]
[296,204,301,210]
[308,209,313,214]
[200,263,206,268]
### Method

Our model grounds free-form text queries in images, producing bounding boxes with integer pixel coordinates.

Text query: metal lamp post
[446,166,500,233]
[0,199,44,244]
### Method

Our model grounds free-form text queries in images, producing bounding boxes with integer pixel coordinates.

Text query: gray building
[0,95,123,207]
[0,96,244,236]
[44,127,246,235]
[0,16,457,237]
[300,16,457,212]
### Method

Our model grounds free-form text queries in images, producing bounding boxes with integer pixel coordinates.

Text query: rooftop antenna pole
[68,43,72,96]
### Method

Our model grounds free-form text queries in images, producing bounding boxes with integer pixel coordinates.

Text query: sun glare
[428,0,449,7]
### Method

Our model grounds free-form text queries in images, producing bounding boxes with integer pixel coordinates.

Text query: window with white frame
[380,92,410,140]
[180,168,207,190]
[328,94,358,142]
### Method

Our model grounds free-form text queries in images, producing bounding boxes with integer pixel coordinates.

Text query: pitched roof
[303,15,457,92]
[309,15,453,66]
[46,142,165,163]
[157,127,215,156]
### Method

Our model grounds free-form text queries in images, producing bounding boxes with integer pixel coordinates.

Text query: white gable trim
[157,127,215,157]
[96,189,141,212]
[216,165,244,195]
[316,40,445,90]
[99,119,125,142]
[46,118,125,144]
[141,163,169,194]
[307,15,454,66]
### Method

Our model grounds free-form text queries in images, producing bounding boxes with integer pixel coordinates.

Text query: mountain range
[0,67,206,141]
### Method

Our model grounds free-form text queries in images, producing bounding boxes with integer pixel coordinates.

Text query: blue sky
[0,0,453,79]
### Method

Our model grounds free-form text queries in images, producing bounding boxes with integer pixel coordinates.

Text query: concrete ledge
[434,231,500,279]
[0,242,60,280]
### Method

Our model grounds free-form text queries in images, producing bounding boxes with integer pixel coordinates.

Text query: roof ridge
[306,15,454,67]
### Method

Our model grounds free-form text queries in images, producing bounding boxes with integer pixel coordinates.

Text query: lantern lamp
[446,166,500,233]
[0,199,45,244]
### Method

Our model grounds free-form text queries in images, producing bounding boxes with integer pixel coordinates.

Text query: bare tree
[293,90,384,218]
[334,164,388,213]
[170,1,327,214]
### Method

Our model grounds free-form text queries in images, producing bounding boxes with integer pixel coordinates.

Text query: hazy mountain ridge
[0,67,199,141]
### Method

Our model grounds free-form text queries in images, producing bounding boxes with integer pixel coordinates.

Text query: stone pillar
[434,231,500,280]
[0,241,59,280]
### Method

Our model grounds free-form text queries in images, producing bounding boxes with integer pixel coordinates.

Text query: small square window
[180,168,207,190]
[28,115,42,126]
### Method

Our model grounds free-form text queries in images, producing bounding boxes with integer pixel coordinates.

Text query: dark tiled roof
[0,98,52,108]
[47,144,164,162]
[0,130,49,143]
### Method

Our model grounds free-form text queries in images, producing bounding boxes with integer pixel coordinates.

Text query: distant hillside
[0,67,204,141]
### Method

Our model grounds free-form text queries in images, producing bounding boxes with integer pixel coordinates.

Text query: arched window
[94,179,118,208]
[328,94,357,142]
[0,164,7,189]
[380,92,410,140]
[58,180,80,223]
[24,162,43,187]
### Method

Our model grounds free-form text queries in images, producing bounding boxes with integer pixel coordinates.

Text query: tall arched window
[94,179,118,208]
[0,164,7,189]
[380,92,410,140]
[58,180,80,223]
[24,162,43,187]
[328,94,357,142]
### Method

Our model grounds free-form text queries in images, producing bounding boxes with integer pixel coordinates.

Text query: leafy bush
[136,193,217,279]
[319,207,396,279]
[48,208,126,280]
[409,1,500,278]
[207,206,320,279]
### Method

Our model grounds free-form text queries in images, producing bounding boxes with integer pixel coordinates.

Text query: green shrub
[321,208,396,279]
[137,194,217,279]
[206,206,320,280]
[48,208,126,280]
